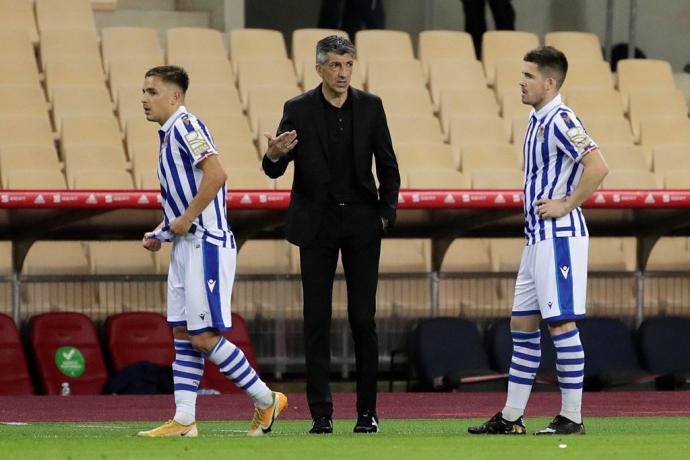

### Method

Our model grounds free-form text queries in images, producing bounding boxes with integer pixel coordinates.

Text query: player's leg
[469,243,540,434]
[534,236,587,435]
[187,238,287,436]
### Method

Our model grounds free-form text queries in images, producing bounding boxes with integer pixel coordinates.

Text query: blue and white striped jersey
[522,94,598,245]
[157,105,231,247]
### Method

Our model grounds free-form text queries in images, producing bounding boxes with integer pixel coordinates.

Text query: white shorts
[167,234,236,334]
[512,236,588,323]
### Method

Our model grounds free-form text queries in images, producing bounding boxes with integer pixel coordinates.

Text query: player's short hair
[316,35,356,64]
[523,46,568,89]
[145,65,189,94]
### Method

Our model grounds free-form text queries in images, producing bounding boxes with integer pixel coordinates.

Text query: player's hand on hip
[142,232,161,252]
[264,130,298,160]
[535,198,569,219]
[169,215,193,236]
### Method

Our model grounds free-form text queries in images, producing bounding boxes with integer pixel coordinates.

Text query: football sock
[172,339,204,425]
[502,329,541,422]
[553,328,584,424]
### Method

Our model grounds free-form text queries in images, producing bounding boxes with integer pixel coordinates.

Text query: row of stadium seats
[0,311,257,395]
[2,2,688,190]
[408,316,690,392]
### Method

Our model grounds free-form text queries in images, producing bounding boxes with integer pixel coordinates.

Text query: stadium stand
[544,31,603,61]
[617,59,676,109]
[355,30,415,77]
[166,27,227,63]
[229,28,288,74]
[438,88,499,135]
[0,1,39,44]
[481,30,539,85]
[428,59,488,109]
[366,58,426,93]
[417,30,475,79]
[101,27,163,71]
[406,169,468,189]
[39,29,102,71]
[35,0,97,33]
[0,313,34,395]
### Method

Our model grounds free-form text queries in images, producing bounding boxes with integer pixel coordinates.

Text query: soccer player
[137,65,287,438]
[468,46,608,436]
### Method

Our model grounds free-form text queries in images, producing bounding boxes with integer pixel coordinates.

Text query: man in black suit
[262,35,400,434]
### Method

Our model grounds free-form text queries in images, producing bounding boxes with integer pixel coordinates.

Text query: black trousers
[461,0,515,58]
[318,0,385,41]
[299,202,382,418]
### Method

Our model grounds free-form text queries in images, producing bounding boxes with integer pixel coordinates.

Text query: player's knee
[189,334,219,354]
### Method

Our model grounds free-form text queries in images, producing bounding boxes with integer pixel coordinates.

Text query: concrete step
[115,0,176,10]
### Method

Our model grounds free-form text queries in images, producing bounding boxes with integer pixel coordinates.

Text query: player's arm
[169,155,227,235]
[536,149,608,219]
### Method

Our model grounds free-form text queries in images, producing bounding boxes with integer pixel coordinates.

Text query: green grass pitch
[1,417,689,459]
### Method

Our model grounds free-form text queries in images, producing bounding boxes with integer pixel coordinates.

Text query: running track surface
[1,392,689,422]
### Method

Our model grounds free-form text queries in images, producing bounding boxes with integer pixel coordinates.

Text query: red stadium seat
[30,312,108,395]
[106,312,174,372]
[200,313,259,394]
[0,313,34,395]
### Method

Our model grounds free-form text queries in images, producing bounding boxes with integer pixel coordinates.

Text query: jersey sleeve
[176,115,218,167]
[552,110,598,162]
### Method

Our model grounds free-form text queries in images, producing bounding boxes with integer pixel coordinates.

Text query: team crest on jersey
[184,129,211,159]
[560,112,572,125]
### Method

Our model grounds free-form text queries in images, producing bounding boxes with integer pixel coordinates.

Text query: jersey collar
[534,94,562,122]
[159,105,188,134]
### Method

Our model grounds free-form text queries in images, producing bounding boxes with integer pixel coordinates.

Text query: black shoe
[353,411,379,433]
[534,415,585,435]
[468,412,527,435]
[309,416,333,434]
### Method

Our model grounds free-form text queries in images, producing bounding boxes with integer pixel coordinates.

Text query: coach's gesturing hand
[264,130,298,161]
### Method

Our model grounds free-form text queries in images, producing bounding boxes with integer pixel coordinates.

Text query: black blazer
[262,85,400,247]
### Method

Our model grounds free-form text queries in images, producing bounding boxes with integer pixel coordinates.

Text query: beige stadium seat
[213,142,259,168]
[236,240,292,274]
[257,113,283,154]
[201,114,254,147]
[355,30,414,76]
[166,27,226,63]
[22,241,94,312]
[639,119,690,149]
[292,28,347,80]
[448,115,510,150]
[375,87,434,117]
[61,115,124,156]
[0,86,50,123]
[482,31,539,85]
[587,237,638,315]
[646,238,690,271]
[501,91,531,120]
[602,170,661,189]
[130,143,158,187]
[460,142,521,174]
[185,86,243,118]
[35,0,96,32]
[366,58,426,92]
[471,169,523,189]
[44,58,106,101]
[429,59,488,109]
[246,86,301,136]
[599,143,649,171]
[273,162,294,190]
[0,29,36,59]
[300,58,364,91]
[101,27,163,69]
[565,89,625,121]
[588,237,636,271]
[229,28,288,73]
[396,142,457,175]
[70,169,134,189]
[489,238,525,272]
[387,115,444,144]
[663,170,690,189]
[584,117,634,145]
[0,145,61,187]
[510,115,530,144]
[115,87,146,127]
[168,57,236,90]
[439,88,499,135]
[442,238,492,271]
[137,170,159,189]
[236,58,297,107]
[559,60,613,93]
[492,60,525,101]
[617,59,676,108]
[0,2,39,44]
[109,56,166,101]
[63,145,129,184]
[227,167,274,190]
[0,58,42,88]
[652,144,690,173]
[124,117,159,155]
[378,239,431,317]
[39,29,101,71]
[407,169,468,189]
[0,115,56,150]
[4,170,67,189]
[544,32,603,62]
[418,30,475,79]
[628,89,689,140]
[52,86,114,130]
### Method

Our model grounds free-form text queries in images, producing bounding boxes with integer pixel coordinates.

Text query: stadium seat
[438,88,499,135]
[489,238,525,272]
[366,58,426,92]
[227,167,274,189]
[646,237,690,271]
[0,85,51,126]
[411,317,505,391]
[481,31,539,85]
[60,115,125,157]
[417,30,475,79]
[44,58,106,101]
[124,117,159,155]
[492,59,525,101]
[652,144,690,173]
[584,117,635,145]
[0,115,56,152]
[166,27,227,63]
[199,313,260,393]
[200,114,254,148]
[429,59,488,109]
[471,169,523,189]
[35,0,97,33]
[544,32,603,62]
[587,238,638,316]
[0,313,34,395]
[638,317,690,390]
[602,170,661,189]
[70,170,134,190]
[375,87,434,117]
[559,60,614,93]
[101,27,163,70]
[0,57,42,89]
[109,56,166,102]
[39,29,101,71]
[0,145,61,187]
[0,29,36,60]
[246,85,301,136]
[459,142,521,174]
[355,30,414,76]
[378,239,431,317]
[628,89,689,140]
[291,28,348,81]
[387,115,444,144]
[448,115,510,150]
[106,312,173,371]
[229,28,288,74]
[501,91,531,126]
[236,58,297,107]
[0,1,39,44]
[257,113,284,153]
[185,86,243,118]
[565,89,625,121]
[52,86,115,129]
[639,118,690,149]
[663,170,690,189]
[30,312,108,395]
[406,169,468,189]
[169,57,236,90]
[617,59,676,108]
[395,142,457,175]
[597,143,651,171]
[4,170,67,189]
[115,87,147,127]
[62,144,128,181]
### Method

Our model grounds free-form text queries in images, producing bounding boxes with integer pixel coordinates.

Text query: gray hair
[316,35,356,64]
